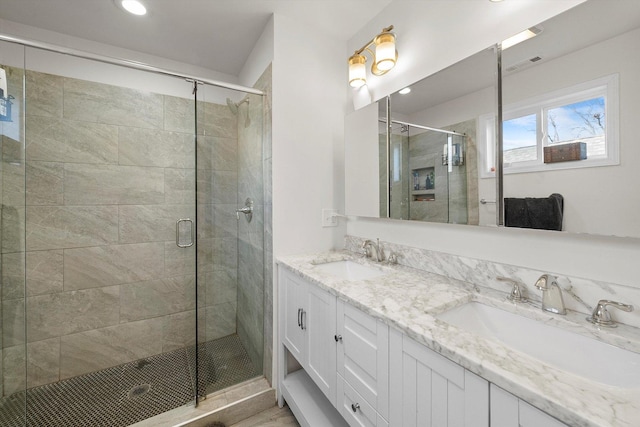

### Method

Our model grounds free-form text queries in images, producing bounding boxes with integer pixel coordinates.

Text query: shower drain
[127,384,151,399]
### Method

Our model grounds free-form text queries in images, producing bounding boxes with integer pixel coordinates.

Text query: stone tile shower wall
[236,65,271,380]
[445,119,478,226]
[0,68,239,396]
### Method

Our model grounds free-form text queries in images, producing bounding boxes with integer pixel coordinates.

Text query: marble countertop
[277,251,640,427]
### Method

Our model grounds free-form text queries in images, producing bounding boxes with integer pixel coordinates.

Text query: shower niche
[411,166,436,202]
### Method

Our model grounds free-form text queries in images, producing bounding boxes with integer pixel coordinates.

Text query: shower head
[226,97,249,115]
[226,98,238,114]
[226,97,251,127]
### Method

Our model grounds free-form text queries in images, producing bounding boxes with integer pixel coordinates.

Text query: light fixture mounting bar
[354,25,395,55]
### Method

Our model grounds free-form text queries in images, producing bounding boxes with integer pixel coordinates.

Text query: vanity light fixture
[121,0,147,15]
[399,87,411,95]
[502,26,542,49]
[348,25,398,88]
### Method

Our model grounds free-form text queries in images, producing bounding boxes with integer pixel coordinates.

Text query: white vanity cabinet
[278,263,570,427]
[335,300,390,426]
[389,329,489,427]
[279,267,337,404]
[490,384,568,427]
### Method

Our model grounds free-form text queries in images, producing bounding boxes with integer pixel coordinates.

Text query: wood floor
[229,405,299,427]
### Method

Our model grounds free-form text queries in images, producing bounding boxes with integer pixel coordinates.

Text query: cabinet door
[389,329,489,427]
[306,284,337,405]
[519,400,568,427]
[337,300,389,419]
[280,269,307,363]
[490,384,568,427]
[489,384,519,427]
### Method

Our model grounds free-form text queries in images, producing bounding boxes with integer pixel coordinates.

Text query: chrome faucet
[534,274,566,315]
[362,238,384,262]
[586,300,634,328]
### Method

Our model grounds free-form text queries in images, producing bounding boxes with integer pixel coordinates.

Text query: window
[501,74,618,174]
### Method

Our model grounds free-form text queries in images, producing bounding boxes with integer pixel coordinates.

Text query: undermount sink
[437,302,640,388]
[313,260,387,281]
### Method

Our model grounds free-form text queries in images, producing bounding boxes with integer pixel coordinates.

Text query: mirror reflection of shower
[226,97,251,127]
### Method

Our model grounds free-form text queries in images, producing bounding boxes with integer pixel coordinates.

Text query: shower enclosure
[0,39,270,426]
[382,120,475,224]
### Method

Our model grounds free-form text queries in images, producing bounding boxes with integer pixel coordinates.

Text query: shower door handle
[176,218,194,248]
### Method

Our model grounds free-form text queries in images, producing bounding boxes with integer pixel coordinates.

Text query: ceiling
[0,0,393,76]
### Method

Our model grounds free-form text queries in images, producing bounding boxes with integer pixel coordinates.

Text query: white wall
[344,103,381,218]
[271,13,347,257]
[344,0,640,292]
[238,16,274,90]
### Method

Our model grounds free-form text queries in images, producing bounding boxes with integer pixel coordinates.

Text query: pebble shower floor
[0,334,258,427]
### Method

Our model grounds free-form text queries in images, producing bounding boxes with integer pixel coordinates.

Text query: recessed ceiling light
[121,0,147,16]
[502,26,542,50]
[399,87,411,95]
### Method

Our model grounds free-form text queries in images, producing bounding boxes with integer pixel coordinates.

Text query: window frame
[480,74,619,178]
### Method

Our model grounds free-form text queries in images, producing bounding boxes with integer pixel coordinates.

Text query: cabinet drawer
[338,374,389,427]
[337,301,389,418]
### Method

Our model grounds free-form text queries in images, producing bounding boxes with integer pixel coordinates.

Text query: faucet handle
[497,277,526,302]
[587,300,634,328]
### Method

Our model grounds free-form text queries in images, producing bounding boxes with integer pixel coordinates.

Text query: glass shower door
[0,40,27,427]
[194,84,264,399]
[5,46,199,426]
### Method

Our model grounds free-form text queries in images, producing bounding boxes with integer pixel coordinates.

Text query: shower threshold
[0,334,259,427]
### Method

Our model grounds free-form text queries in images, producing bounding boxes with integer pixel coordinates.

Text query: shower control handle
[236,198,254,223]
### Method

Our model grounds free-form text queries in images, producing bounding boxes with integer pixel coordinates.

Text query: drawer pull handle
[301,310,306,330]
[334,334,342,342]
[351,403,360,412]
[297,308,302,327]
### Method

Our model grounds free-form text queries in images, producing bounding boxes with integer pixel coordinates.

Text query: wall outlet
[322,209,338,227]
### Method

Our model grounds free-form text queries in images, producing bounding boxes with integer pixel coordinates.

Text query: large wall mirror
[345,0,640,239]
[500,0,640,238]
[345,46,499,226]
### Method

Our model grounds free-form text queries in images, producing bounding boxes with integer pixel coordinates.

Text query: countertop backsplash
[345,235,640,329]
